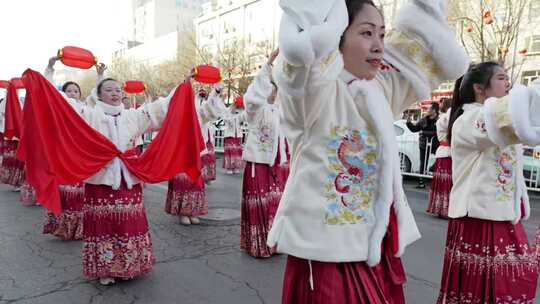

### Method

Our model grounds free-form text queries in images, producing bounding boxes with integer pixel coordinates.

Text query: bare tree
[200,39,273,104]
[450,0,536,81]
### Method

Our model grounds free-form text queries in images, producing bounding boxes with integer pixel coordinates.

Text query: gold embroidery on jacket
[494,97,520,144]
[386,31,443,84]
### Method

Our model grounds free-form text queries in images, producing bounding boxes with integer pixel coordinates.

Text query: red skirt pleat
[0,140,25,187]
[201,140,216,182]
[165,173,208,217]
[82,181,154,279]
[43,183,85,240]
[437,217,538,304]
[282,207,405,304]
[427,157,452,218]
[223,136,243,171]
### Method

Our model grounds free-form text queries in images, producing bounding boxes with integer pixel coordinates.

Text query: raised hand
[47,56,59,69]
[96,63,107,76]
[267,49,279,66]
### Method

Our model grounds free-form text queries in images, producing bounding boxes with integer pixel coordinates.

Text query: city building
[195,0,281,69]
[113,0,205,66]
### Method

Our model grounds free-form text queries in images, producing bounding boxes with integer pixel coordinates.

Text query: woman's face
[341,5,385,81]
[64,84,81,100]
[484,66,510,99]
[98,80,123,106]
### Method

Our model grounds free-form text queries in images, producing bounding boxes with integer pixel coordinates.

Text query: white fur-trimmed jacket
[64,90,172,190]
[196,95,222,153]
[450,81,540,223]
[222,108,246,139]
[242,64,288,166]
[435,111,451,158]
[267,0,469,265]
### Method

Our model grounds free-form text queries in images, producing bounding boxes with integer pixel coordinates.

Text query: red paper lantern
[10,77,24,89]
[57,46,97,69]
[123,80,146,94]
[192,65,221,84]
[465,26,473,33]
[234,95,244,108]
[0,80,9,89]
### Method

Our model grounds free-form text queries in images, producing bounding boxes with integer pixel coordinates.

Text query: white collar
[96,100,124,116]
[338,69,376,88]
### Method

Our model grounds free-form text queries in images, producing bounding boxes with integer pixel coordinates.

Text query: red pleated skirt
[240,147,289,258]
[82,181,154,279]
[437,217,538,303]
[0,135,4,168]
[201,140,216,182]
[427,157,452,218]
[0,140,25,187]
[282,207,405,304]
[165,173,208,217]
[20,180,37,206]
[223,136,243,171]
[43,183,85,240]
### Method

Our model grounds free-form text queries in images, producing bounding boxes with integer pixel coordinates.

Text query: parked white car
[394,119,436,175]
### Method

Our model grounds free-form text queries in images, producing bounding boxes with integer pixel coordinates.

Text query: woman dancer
[267,0,469,302]
[437,62,540,303]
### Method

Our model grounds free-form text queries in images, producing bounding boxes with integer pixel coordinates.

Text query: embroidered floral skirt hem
[82,181,154,279]
[282,210,405,304]
[43,183,85,240]
[0,140,25,187]
[165,173,208,217]
[20,180,37,206]
[427,157,452,218]
[201,140,216,182]
[240,162,284,257]
[0,135,4,169]
[437,217,538,304]
[223,137,243,171]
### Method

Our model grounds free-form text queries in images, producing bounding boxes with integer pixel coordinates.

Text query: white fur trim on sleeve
[395,2,469,80]
[508,84,540,146]
[278,0,347,67]
[387,1,469,96]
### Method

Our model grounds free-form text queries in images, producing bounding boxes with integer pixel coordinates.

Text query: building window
[521,70,540,86]
[529,1,540,21]
[525,35,540,55]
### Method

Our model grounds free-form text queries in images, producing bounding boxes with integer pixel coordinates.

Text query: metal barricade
[397,132,540,192]
[212,124,249,153]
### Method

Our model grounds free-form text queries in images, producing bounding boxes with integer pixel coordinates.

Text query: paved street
[1,158,540,304]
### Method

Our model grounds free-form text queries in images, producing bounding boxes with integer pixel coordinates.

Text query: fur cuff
[393,1,469,81]
[278,15,315,67]
[508,84,540,146]
[278,0,347,67]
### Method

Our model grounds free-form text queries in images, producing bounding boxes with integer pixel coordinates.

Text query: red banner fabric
[4,83,23,139]
[18,69,204,214]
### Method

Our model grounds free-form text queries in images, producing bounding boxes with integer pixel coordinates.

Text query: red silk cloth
[4,83,23,139]
[17,69,204,214]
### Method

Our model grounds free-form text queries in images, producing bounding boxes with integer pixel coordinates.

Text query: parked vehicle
[523,146,540,188]
[394,119,436,175]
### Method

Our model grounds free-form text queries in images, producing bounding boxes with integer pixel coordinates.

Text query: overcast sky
[0,0,131,80]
